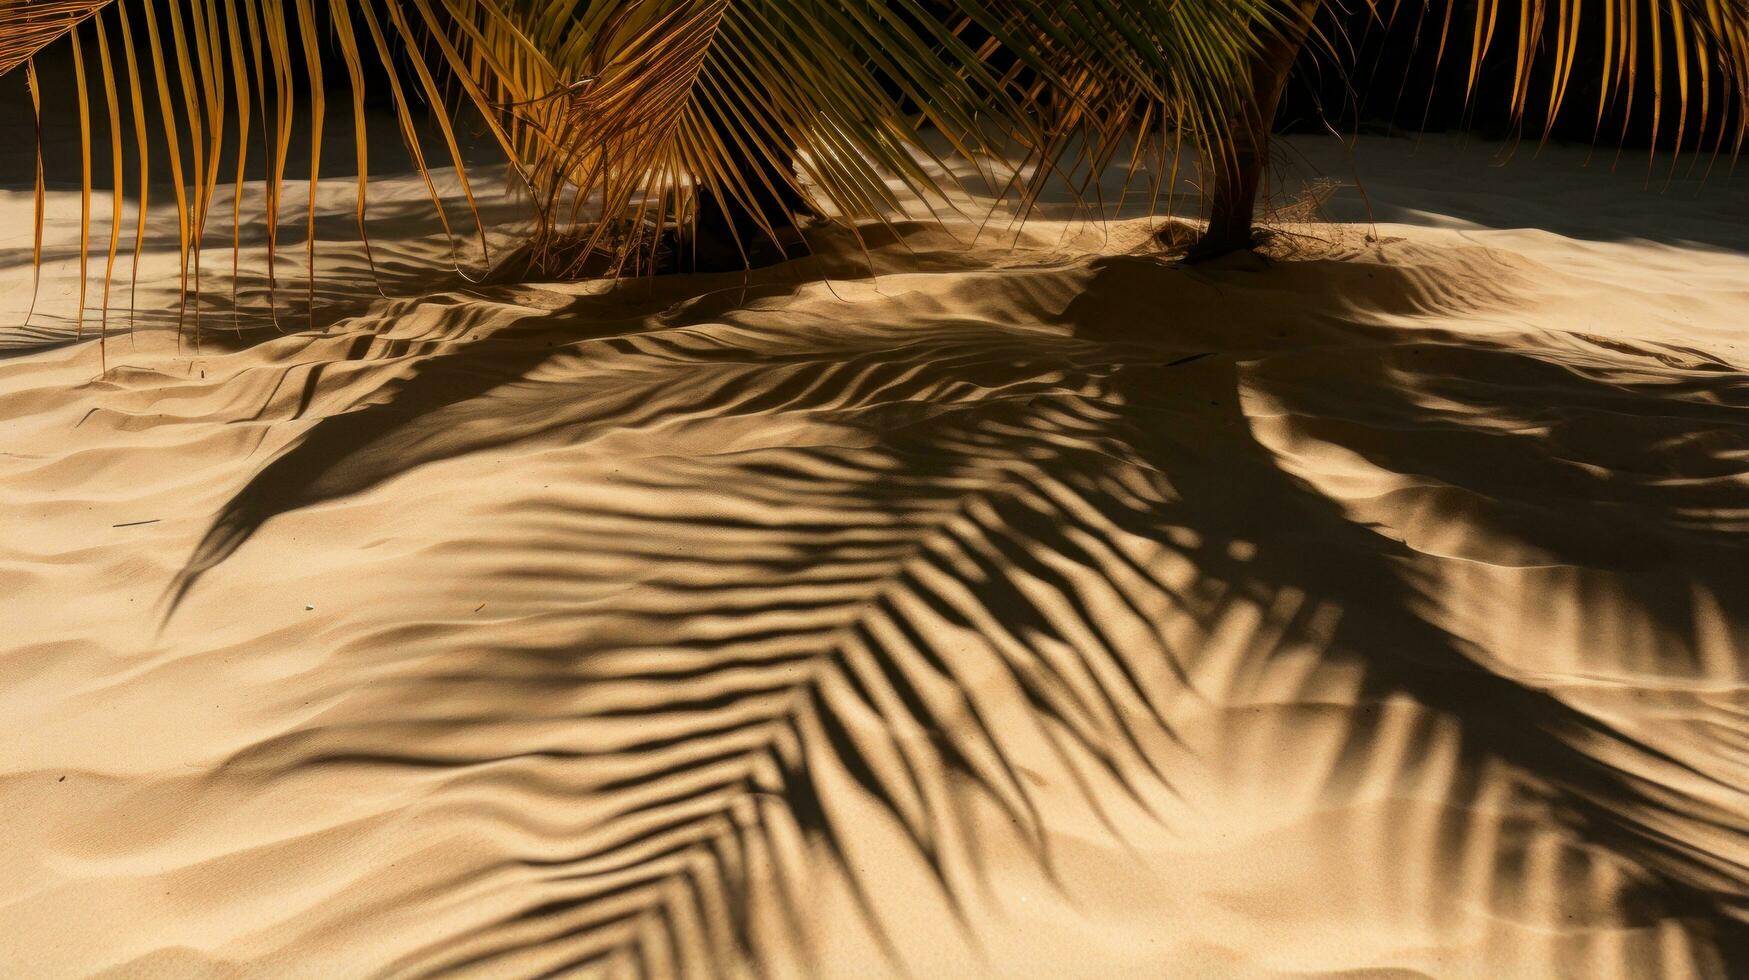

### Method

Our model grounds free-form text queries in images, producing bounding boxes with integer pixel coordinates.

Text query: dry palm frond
[446,0,1294,274]
[441,0,1036,276]
[1358,0,1749,173]
[0,0,1283,327]
[7,0,1746,338]
[960,0,1288,220]
[2,0,535,346]
[0,0,108,76]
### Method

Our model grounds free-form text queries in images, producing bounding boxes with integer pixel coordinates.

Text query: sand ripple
[2,140,1747,977]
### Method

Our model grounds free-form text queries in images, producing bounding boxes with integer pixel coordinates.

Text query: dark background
[1281,0,1741,150]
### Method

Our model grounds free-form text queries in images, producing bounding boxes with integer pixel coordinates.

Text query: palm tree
[259,0,1282,275]
[1195,0,1323,258]
[0,0,1282,331]
[3,0,532,343]
[1198,0,1749,256]
[6,4,1747,970]
[4,0,1747,310]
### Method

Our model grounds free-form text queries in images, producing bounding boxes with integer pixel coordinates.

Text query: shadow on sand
[167,233,1748,974]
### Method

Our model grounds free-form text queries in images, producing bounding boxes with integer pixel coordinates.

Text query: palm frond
[1364,0,1749,170]
[960,0,1288,215]
[7,0,1749,332]
[0,0,108,76]
[2,0,532,344]
[433,0,1040,276]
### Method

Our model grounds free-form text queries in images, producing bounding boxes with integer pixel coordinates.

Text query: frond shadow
[171,240,1748,975]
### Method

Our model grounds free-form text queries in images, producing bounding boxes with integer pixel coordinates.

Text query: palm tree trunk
[1192,1,1321,259]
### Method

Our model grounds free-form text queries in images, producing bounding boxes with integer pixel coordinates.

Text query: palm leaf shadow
[174,246,1748,975]
[160,226,981,615]
[1074,253,1749,919]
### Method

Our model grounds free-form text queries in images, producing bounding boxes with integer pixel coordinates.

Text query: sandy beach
[1,133,1746,976]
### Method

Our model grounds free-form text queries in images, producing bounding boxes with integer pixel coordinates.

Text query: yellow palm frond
[441,0,1305,273]
[441,0,1041,275]
[3,0,532,346]
[1370,0,1749,168]
[0,0,108,76]
[9,0,1745,337]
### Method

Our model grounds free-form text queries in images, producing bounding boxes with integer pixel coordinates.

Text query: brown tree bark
[1190,1,1322,260]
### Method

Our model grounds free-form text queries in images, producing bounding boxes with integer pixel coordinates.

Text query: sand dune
[1,135,1746,977]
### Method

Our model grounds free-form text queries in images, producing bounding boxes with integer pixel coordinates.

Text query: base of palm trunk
[1186,168,1266,262]
[1185,219,1260,262]
[1185,0,1319,265]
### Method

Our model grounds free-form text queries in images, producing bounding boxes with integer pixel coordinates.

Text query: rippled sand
[1,136,1746,977]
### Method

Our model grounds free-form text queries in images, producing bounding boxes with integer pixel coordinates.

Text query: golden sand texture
[1,135,1746,977]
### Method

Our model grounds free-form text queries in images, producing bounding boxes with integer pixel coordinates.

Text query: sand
[1,134,1746,977]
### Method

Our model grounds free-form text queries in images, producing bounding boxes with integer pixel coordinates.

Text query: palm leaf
[2,0,533,344]
[8,1,1748,332]
[0,0,108,76]
[1359,0,1749,169]
[448,0,1303,272]
[434,0,1035,275]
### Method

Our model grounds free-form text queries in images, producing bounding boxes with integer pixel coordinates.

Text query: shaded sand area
[1,136,1747,976]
